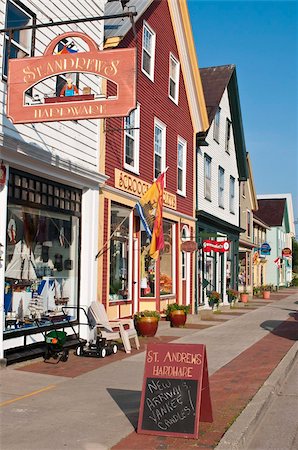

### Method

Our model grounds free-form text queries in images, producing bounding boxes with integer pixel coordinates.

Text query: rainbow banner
[136,172,165,259]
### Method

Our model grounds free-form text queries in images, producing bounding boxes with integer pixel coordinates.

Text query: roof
[257,193,295,235]
[200,64,235,124]
[256,198,286,227]
[104,0,152,41]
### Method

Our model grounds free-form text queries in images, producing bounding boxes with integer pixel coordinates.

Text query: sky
[187,0,298,236]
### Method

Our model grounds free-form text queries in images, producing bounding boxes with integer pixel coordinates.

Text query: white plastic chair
[88,301,140,354]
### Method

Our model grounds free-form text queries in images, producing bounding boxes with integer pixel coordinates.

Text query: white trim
[123,103,140,175]
[141,21,156,82]
[0,135,108,189]
[177,136,186,196]
[168,53,180,104]
[154,117,166,182]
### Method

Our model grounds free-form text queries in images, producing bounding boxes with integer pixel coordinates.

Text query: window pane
[160,221,173,295]
[4,206,79,332]
[109,204,130,301]
[140,223,155,297]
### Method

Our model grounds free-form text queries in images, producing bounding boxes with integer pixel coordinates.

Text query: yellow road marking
[0,384,56,407]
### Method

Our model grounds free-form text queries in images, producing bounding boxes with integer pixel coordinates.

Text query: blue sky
[188,0,298,235]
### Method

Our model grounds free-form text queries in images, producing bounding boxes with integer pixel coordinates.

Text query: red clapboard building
[97,0,208,318]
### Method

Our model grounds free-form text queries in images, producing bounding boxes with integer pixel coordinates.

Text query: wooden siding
[0,0,105,173]
[104,0,195,218]
[197,88,240,227]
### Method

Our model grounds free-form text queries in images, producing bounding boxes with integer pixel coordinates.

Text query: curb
[215,340,298,449]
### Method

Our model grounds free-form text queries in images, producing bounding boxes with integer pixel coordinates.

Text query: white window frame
[229,176,235,213]
[204,154,212,201]
[218,166,225,208]
[247,210,251,238]
[169,53,180,104]
[3,0,35,80]
[154,118,166,181]
[123,104,140,174]
[141,21,156,82]
[213,107,221,143]
[177,137,186,196]
[225,118,232,153]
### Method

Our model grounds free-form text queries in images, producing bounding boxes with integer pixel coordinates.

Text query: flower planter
[135,317,159,337]
[240,293,249,303]
[170,310,187,328]
[262,290,270,300]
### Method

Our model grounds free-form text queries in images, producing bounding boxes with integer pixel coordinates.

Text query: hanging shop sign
[202,240,230,253]
[181,240,198,253]
[282,248,292,257]
[115,169,177,210]
[7,31,136,124]
[137,342,213,439]
[260,242,271,255]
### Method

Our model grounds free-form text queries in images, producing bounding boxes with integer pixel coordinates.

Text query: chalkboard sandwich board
[137,343,213,439]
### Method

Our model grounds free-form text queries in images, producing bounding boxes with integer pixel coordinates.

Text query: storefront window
[140,222,156,297]
[160,220,174,295]
[5,205,79,333]
[109,203,131,301]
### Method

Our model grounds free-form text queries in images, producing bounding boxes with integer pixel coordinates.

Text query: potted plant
[226,289,239,307]
[208,291,221,310]
[261,284,272,300]
[240,288,249,303]
[165,303,191,327]
[133,310,160,337]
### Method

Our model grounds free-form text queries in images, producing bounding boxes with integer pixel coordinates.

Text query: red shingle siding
[105,0,194,217]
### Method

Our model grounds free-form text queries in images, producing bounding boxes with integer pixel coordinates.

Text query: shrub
[133,310,160,321]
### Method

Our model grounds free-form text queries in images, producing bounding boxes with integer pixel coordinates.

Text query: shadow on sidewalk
[107,388,141,428]
[260,317,298,341]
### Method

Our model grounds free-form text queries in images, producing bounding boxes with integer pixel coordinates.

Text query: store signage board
[7,32,136,124]
[114,169,177,210]
[181,240,198,253]
[282,248,292,257]
[202,240,230,253]
[137,343,213,439]
[260,242,271,255]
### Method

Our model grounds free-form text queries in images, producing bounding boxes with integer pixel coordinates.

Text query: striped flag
[136,172,165,259]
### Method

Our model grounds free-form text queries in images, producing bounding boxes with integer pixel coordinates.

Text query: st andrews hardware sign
[7,32,136,123]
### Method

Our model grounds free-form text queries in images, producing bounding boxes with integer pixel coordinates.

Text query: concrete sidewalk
[0,288,297,450]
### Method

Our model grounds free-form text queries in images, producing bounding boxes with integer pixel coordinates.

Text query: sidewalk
[1,288,297,450]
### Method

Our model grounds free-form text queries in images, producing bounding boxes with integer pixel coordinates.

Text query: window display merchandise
[4,170,80,334]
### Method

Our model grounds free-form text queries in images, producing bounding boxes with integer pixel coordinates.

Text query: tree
[292,238,298,273]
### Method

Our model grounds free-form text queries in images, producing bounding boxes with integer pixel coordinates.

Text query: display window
[160,220,174,296]
[140,221,156,298]
[4,170,81,334]
[109,203,132,301]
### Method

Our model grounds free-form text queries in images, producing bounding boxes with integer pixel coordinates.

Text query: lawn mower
[44,329,69,363]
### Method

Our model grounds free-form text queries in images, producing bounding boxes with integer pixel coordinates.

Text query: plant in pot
[133,310,160,337]
[165,303,191,327]
[208,291,221,310]
[261,284,272,300]
[226,289,239,307]
[240,288,249,303]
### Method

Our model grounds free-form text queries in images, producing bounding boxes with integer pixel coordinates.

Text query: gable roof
[256,198,286,227]
[103,0,209,133]
[200,64,234,124]
[200,64,248,180]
